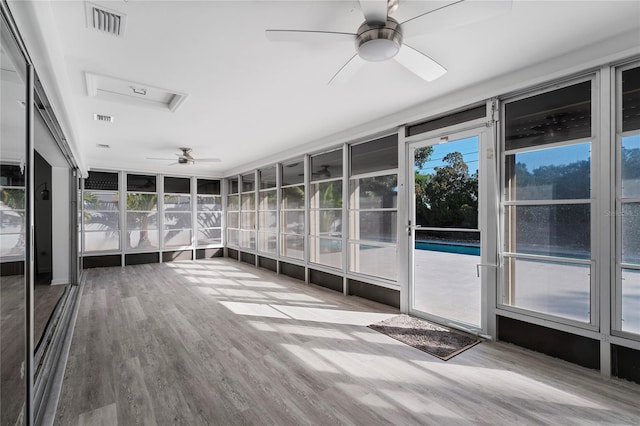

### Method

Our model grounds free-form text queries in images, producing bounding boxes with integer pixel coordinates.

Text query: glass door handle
[476,263,498,278]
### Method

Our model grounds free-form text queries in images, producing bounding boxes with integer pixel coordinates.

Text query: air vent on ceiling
[86,72,188,112]
[96,144,111,149]
[94,113,114,123]
[85,2,126,37]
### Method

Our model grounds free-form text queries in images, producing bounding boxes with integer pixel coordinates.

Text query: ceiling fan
[266,0,512,84]
[147,148,221,165]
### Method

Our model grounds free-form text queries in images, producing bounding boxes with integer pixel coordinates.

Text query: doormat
[368,315,481,361]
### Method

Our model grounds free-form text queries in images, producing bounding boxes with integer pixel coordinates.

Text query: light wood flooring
[55,259,640,425]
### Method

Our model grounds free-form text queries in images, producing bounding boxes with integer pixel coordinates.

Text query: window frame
[614,60,640,340]
[497,75,599,330]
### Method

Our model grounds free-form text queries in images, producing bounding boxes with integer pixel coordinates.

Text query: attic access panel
[85,72,187,112]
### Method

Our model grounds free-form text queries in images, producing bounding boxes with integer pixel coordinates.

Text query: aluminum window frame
[498,75,599,330]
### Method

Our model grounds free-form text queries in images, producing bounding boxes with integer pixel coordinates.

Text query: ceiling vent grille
[85,2,126,37]
[94,113,114,123]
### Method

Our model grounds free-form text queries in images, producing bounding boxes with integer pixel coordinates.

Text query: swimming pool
[415,240,480,256]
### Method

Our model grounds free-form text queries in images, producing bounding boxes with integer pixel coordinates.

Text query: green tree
[418,152,478,229]
[126,193,157,248]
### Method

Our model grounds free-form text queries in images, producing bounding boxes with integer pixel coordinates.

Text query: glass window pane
[0,211,25,235]
[351,175,398,209]
[0,188,25,211]
[227,229,239,246]
[348,243,396,281]
[240,230,255,249]
[311,149,342,180]
[622,268,640,334]
[164,212,192,230]
[281,234,304,260]
[227,212,239,228]
[258,231,277,254]
[622,135,640,198]
[505,204,590,259]
[282,186,304,209]
[351,134,398,175]
[311,181,342,208]
[164,194,191,211]
[197,212,222,228]
[311,210,342,237]
[84,171,118,191]
[126,193,158,211]
[228,194,239,211]
[1,31,27,424]
[164,176,190,194]
[350,211,397,243]
[260,167,277,189]
[127,229,159,250]
[228,178,239,194]
[258,211,277,230]
[126,212,158,230]
[84,212,119,229]
[197,179,220,195]
[241,212,256,229]
[197,195,222,211]
[505,143,591,201]
[242,173,255,192]
[622,66,640,132]
[282,161,304,186]
[127,174,157,192]
[84,231,120,252]
[83,192,119,210]
[503,257,590,323]
[241,194,255,211]
[197,228,222,246]
[163,229,192,247]
[622,203,640,265]
[309,237,342,269]
[259,191,277,210]
[282,211,304,234]
[505,81,592,151]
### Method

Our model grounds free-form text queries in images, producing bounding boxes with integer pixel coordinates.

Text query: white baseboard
[50,278,68,285]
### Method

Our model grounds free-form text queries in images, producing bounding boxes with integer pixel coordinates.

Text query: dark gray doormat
[368,315,481,361]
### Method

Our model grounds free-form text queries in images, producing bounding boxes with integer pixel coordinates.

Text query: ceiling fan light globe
[358,38,400,61]
[355,18,402,62]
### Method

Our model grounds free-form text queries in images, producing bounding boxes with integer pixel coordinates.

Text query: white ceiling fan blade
[265,29,355,43]
[328,54,366,85]
[358,0,388,25]
[146,157,175,161]
[194,158,221,163]
[401,0,513,38]
[394,44,447,82]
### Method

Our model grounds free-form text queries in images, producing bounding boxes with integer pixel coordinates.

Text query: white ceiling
[9,0,640,176]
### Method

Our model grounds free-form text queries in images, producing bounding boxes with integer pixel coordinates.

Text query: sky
[412,135,640,176]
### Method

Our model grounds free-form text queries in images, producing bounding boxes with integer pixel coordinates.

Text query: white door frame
[399,116,499,337]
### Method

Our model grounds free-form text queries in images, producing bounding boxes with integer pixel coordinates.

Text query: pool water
[415,240,480,256]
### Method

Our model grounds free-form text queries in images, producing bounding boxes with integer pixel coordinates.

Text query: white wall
[51,167,69,285]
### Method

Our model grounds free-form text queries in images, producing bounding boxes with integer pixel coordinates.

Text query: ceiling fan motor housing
[356,18,403,62]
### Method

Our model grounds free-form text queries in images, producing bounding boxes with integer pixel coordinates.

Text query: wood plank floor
[55,259,640,425]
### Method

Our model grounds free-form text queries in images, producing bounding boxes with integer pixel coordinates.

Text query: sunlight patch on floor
[281,344,341,373]
[247,320,354,340]
[219,271,260,279]
[410,360,608,409]
[219,301,289,319]
[263,292,323,302]
[378,389,461,418]
[196,286,220,296]
[271,305,396,326]
[237,280,285,289]
[217,288,264,298]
